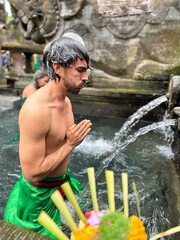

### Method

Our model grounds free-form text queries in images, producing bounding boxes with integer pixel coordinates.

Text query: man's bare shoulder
[24,84,35,91]
[19,92,50,126]
[22,84,36,98]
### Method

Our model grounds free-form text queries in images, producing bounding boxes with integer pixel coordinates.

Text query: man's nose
[81,71,89,81]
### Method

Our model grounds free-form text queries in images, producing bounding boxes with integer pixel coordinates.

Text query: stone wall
[8,0,180,82]
[97,0,153,16]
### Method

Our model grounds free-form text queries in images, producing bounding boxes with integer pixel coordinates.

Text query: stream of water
[0,95,179,239]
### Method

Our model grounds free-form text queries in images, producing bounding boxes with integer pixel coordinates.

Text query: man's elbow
[22,170,43,184]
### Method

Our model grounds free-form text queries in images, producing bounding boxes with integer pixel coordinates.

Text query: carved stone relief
[9,0,180,81]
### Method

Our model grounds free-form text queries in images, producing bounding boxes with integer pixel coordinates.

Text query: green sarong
[21,97,27,106]
[4,168,84,239]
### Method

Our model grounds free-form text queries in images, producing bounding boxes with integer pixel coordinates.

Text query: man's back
[22,84,36,98]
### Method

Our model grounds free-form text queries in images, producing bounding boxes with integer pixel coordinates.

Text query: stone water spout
[167,75,180,131]
[167,75,180,170]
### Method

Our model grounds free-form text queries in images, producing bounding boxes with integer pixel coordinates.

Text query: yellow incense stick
[150,226,180,240]
[37,211,69,240]
[105,170,115,212]
[132,181,141,218]
[87,167,99,212]
[61,182,87,224]
[122,172,128,218]
[51,190,77,233]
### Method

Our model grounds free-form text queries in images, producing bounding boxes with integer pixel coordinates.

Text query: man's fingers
[76,119,92,130]
[68,120,91,132]
[76,124,92,140]
[68,124,76,131]
[66,120,92,145]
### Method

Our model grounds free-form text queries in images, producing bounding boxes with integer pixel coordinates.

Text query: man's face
[62,58,89,94]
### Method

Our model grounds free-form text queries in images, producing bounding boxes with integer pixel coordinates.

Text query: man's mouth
[83,82,87,88]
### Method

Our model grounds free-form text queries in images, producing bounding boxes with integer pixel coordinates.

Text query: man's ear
[53,63,62,76]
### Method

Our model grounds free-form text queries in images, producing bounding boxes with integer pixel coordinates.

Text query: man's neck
[48,80,67,101]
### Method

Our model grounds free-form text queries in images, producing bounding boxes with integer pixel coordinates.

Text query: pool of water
[0,107,179,239]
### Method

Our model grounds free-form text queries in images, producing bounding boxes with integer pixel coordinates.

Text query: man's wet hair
[46,36,90,81]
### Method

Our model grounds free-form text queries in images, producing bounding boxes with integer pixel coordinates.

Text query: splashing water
[156,145,174,160]
[75,135,113,157]
[93,95,172,180]
[113,95,167,144]
[95,119,176,179]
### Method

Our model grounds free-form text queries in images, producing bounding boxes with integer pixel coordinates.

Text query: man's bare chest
[45,108,73,152]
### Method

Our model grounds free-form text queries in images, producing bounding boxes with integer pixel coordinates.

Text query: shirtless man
[4,32,92,239]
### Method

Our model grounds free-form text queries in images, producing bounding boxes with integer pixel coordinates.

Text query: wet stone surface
[0,220,50,239]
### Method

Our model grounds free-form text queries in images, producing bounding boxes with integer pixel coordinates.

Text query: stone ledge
[165,162,180,237]
[0,95,21,116]
[0,220,50,240]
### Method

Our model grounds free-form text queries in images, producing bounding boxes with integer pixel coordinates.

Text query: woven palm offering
[38,167,180,240]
